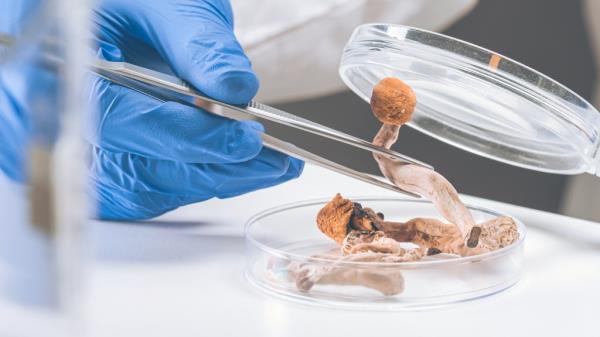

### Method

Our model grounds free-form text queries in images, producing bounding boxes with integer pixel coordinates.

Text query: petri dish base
[245,197,525,310]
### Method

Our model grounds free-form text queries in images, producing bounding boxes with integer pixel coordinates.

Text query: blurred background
[267,0,600,221]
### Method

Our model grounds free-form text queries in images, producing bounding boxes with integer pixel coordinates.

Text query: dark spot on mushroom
[467,226,482,248]
[427,248,442,256]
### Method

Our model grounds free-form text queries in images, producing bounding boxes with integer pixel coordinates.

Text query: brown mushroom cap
[316,194,382,244]
[370,77,416,126]
[316,193,354,244]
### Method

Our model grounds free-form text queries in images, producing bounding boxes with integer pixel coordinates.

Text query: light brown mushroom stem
[372,124,478,240]
[376,218,464,254]
[341,230,426,259]
[290,247,422,295]
[374,214,518,256]
[369,77,480,245]
[315,266,405,296]
[289,229,427,295]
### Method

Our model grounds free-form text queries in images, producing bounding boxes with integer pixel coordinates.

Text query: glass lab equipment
[340,24,600,176]
[245,197,525,310]
[0,0,91,335]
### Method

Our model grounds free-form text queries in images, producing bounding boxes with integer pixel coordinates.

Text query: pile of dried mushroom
[286,77,519,296]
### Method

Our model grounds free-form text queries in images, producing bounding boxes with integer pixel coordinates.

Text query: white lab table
[1,165,600,336]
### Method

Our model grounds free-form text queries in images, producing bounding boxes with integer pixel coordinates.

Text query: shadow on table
[97,219,222,229]
[89,220,245,264]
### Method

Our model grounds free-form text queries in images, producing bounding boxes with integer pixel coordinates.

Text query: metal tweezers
[92,60,430,197]
[1,32,431,197]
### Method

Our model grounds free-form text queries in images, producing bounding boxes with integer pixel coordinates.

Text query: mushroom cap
[316,193,354,244]
[478,216,519,250]
[461,216,519,256]
[370,77,416,126]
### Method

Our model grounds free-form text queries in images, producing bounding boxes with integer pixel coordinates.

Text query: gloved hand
[0,0,304,220]
[88,0,303,219]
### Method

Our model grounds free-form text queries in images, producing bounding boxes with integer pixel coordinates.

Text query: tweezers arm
[244,101,432,169]
[262,134,420,198]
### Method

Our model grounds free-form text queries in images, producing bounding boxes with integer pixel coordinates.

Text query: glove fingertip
[287,157,305,180]
[243,120,265,132]
[223,120,264,162]
[96,41,124,62]
[213,69,259,105]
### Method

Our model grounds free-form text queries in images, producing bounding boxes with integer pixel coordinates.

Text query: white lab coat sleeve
[231,0,477,104]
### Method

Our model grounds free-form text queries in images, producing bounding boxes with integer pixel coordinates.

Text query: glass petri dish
[339,24,600,175]
[245,197,525,310]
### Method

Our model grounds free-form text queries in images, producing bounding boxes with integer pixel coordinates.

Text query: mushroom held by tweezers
[289,77,520,296]
[370,77,481,246]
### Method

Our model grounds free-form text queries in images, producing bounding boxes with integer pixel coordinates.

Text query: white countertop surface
[1,164,600,337]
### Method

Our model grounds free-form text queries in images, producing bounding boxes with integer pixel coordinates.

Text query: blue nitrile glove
[88,0,303,220]
[0,0,303,220]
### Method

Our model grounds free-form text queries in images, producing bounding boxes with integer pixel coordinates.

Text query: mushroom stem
[372,129,478,239]
[370,78,481,245]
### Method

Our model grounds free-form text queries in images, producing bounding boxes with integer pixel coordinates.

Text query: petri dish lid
[339,24,600,175]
